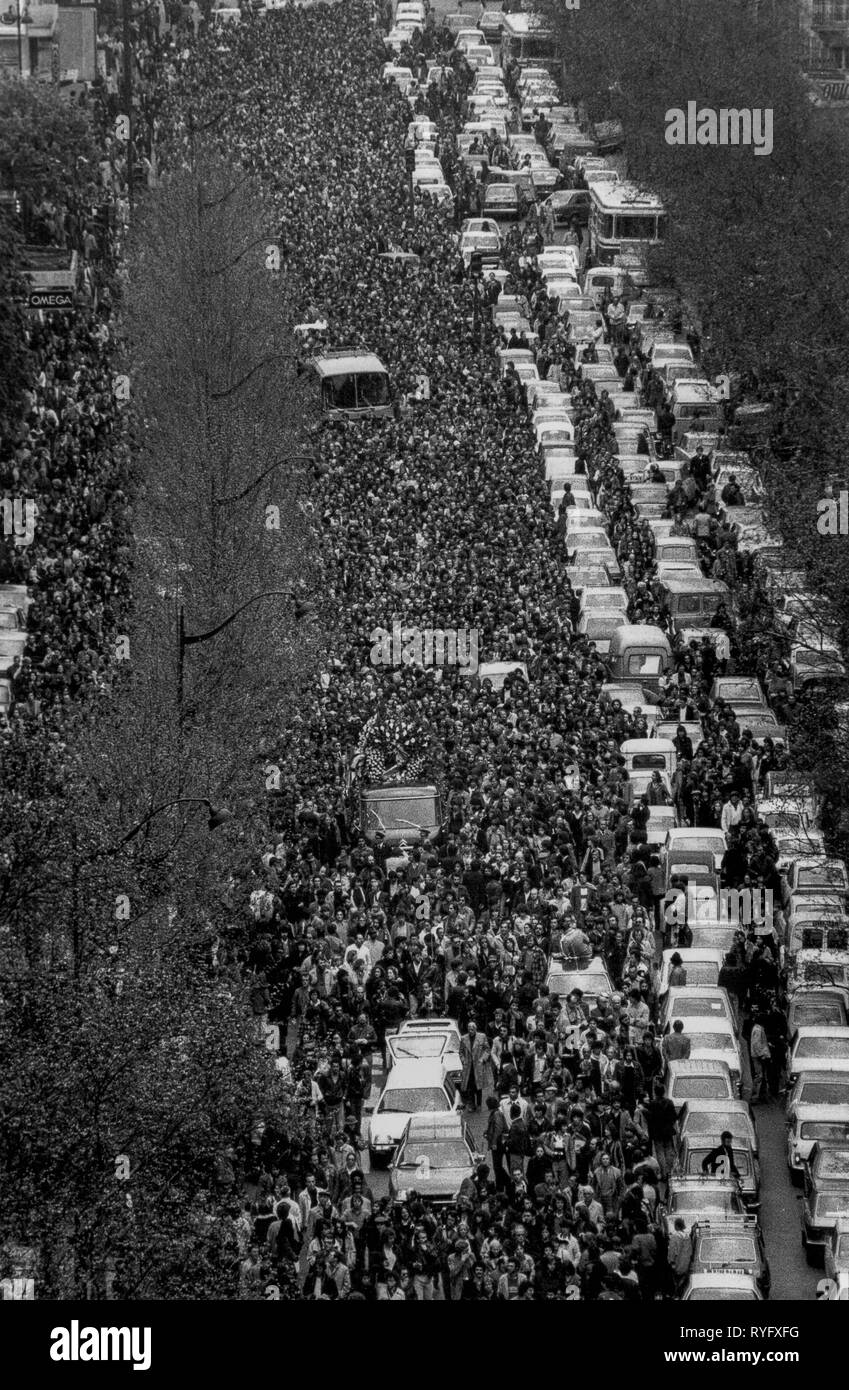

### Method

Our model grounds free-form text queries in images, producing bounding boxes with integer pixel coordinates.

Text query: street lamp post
[212,454,315,509]
[178,588,302,710]
[121,797,234,845]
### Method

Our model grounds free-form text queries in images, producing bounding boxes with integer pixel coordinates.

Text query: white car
[386,22,420,52]
[787,1103,849,1179]
[789,1027,849,1082]
[367,1058,460,1165]
[662,826,727,875]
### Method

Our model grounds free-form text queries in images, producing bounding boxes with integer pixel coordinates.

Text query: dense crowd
[0,9,204,713]
[131,4,818,1301]
[2,0,825,1301]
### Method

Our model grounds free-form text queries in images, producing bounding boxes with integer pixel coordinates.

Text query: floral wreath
[356,710,428,785]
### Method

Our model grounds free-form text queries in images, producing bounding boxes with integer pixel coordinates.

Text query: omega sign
[28,290,74,310]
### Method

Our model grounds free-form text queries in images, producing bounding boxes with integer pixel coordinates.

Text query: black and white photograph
[0,0,847,1368]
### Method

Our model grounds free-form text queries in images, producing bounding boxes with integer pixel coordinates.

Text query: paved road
[755,1097,819,1301]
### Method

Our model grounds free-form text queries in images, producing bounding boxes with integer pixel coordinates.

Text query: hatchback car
[662,1175,746,1238]
[787,1104,849,1181]
[789,1027,849,1082]
[388,1113,480,1204]
[676,1134,761,1210]
[689,1217,770,1296]
[666,1059,736,1104]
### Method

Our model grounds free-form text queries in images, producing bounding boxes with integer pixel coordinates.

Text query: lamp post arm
[213,455,314,508]
[120,797,212,845]
[181,590,294,649]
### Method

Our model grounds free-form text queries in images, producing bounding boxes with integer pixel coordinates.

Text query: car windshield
[684,1113,748,1138]
[671,1192,734,1213]
[697,1235,756,1265]
[802,1121,849,1142]
[797,964,849,988]
[390,1035,447,1059]
[816,1194,849,1217]
[796,1037,849,1059]
[800,867,846,889]
[688,1032,734,1051]
[688,1149,751,1177]
[797,929,849,956]
[632,753,666,770]
[672,1077,730,1099]
[719,681,761,700]
[398,1141,468,1168]
[798,1080,849,1105]
[794,1002,845,1026]
[379,1087,449,1114]
[815,1150,849,1180]
[673,999,729,1017]
[677,965,720,986]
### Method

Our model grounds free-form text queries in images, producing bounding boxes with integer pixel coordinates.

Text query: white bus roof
[502,12,553,35]
[590,183,666,213]
[313,352,387,377]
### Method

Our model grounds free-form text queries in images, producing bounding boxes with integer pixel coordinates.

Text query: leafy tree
[0,81,99,215]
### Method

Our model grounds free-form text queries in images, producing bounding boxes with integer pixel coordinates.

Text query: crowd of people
[0,5,209,713]
[1,0,831,1301]
[130,3,827,1301]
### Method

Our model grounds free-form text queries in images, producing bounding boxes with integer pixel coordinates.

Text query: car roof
[662,949,725,964]
[399,1017,457,1033]
[621,738,676,753]
[682,1131,755,1152]
[667,1059,733,1076]
[687,1272,759,1290]
[670,1175,738,1190]
[666,827,726,839]
[680,1016,737,1035]
[794,1104,849,1120]
[402,1114,465,1141]
[383,1059,449,1085]
[680,1097,750,1116]
[793,1026,849,1040]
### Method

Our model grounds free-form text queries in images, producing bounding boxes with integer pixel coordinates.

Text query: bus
[311,348,392,419]
[589,182,667,266]
[500,13,557,72]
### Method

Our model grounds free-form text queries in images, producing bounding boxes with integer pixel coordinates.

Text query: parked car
[675,1133,761,1210]
[689,1217,770,1296]
[787,1104,849,1182]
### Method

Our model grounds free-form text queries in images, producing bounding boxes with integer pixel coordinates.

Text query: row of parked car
[377,5,849,1292]
[473,34,849,1295]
